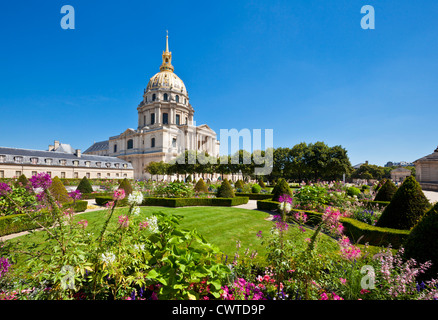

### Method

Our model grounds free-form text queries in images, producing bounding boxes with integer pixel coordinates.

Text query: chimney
[365,160,369,165]
[76,149,81,158]
[54,140,60,150]
[48,145,54,151]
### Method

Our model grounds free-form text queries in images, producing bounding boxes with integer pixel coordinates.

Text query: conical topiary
[376,176,431,230]
[76,176,93,194]
[271,178,293,202]
[15,174,29,188]
[118,178,133,196]
[194,178,208,193]
[217,179,235,198]
[403,202,438,281]
[258,178,266,188]
[235,179,244,190]
[48,176,72,204]
[374,179,397,202]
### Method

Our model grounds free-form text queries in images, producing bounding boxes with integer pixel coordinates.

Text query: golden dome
[145,71,187,96]
[145,32,188,97]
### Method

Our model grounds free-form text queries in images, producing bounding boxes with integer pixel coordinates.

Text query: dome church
[84,33,220,180]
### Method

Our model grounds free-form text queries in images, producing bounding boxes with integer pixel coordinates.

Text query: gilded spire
[160,31,174,72]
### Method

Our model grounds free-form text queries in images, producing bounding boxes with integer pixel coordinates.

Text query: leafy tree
[376,176,430,230]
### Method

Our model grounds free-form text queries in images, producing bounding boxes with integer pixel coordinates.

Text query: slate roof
[83,140,109,154]
[0,146,133,169]
[414,147,438,163]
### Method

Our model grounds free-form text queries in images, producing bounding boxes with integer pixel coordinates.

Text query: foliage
[234,180,244,190]
[404,202,438,281]
[217,180,235,198]
[118,178,133,197]
[15,174,30,189]
[48,176,72,204]
[374,179,397,202]
[346,186,361,197]
[293,185,328,210]
[142,197,249,207]
[376,176,431,230]
[0,184,37,216]
[154,181,194,198]
[194,178,208,193]
[271,178,292,202]
[251,184,262,194]
[76,176,93,194]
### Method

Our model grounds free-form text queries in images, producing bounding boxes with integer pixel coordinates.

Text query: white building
[84,34,220,180]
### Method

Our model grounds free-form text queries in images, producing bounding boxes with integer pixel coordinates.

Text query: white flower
[128,191,144,205]
[278,202,291,213]
[132,206,140,216]
[100,252,116,264]
[133,243,145,251]
[145,215,159,233]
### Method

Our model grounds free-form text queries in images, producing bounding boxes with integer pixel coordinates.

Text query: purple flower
[0,257,11,279]
[0,183,11,195]
[69,190,82,200]
[278,194,292,204]
[256,230,263,238]
[29,172,52,190]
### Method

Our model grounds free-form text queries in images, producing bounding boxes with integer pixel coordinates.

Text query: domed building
[84,34,220,180]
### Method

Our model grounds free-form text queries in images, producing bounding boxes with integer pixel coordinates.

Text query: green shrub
[258,177,266,188]
[360,200,390,210]
[251,184,262,194]
[404,203,438,281]
[217,180,235,198]
[80,192,112,200]
[62,200,88,212]
[49,176,72,204]
[76,176,93,194]
[0,213,53,237]
[374,179,397,202]
[186,175,192,183]
[95,196,114,206]
[376,176,431,230]
[235,193,273,200]
[256,199,280,211]
[118,178,133,196]
[346,186,361,197]
[235,180,244,190]
[15,174,30,188]
[271,178,292,202]
[141,196,248,207]
[194,178,208,193]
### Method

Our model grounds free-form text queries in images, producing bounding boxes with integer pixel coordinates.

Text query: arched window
[127,139,133,149]
[114,144,117,153]
[163,113,168,124]
[151,138,156,148]
[163,93,168,101]
[152,94,156,101]
[175,95,180,103]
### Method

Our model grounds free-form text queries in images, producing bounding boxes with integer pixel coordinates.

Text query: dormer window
[73,160,79,166]
[45,158,53,165]
[0,155,5,163]
[31,157,39,165]
[14,156,23,163]
[59,159,67,166]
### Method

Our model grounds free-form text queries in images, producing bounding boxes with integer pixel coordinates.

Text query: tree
[374,179,397,202]
[194,178,208,193]
[404,202,438,281]
[49,176,72,204]
[76,176,93,194]
[217,179,235,198]
[271,178,293,202]
[118,178,133,196]
[144,161,169,181]
[376,176,431,230]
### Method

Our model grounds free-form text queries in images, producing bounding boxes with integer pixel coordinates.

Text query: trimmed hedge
[62,200,88,213]
[0,213,53,237]
[359,200,390,210]
[141,197,249,208]
[236,193,273,200]
[81,192,113,200]
[256,200,410,248]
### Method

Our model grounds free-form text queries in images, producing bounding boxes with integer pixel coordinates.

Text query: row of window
[121,138,156,151]
[147,93,186,104]
[142,112,187,126]
[0,170,128,179]
[0,155,128,168]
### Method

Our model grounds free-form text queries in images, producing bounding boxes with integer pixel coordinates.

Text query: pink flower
[113,188,126,201]
[320,292,329,300]
[139,221,149,230]
[118,215,129,228]
[77,219,88,229]
[360,289,370,294]
[340,278,347,284]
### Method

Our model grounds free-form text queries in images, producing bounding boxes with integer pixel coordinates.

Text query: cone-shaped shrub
[374,179,397,202]
[235,179,244,190]
[403,203,438,281]
[49,176,72,204]
[194,178,208,193]
[15,174,30,188]
[217,179,235,198]
[76,176,93,194]
[118,178,133,196]
[376,176,430,230]
[258,178,266,188]
[271,178,293,202]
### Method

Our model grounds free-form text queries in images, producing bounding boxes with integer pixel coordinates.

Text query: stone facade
[0,141,134,180]
[84,34,220,180]
[390,167,411,182]
[414,146,438,191]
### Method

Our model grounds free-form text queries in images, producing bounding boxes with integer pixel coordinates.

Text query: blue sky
[0,0,437,166]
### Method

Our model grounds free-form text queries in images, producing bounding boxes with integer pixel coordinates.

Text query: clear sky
[1,0,437,166]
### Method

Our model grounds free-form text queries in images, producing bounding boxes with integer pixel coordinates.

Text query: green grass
[7,206,341,266]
